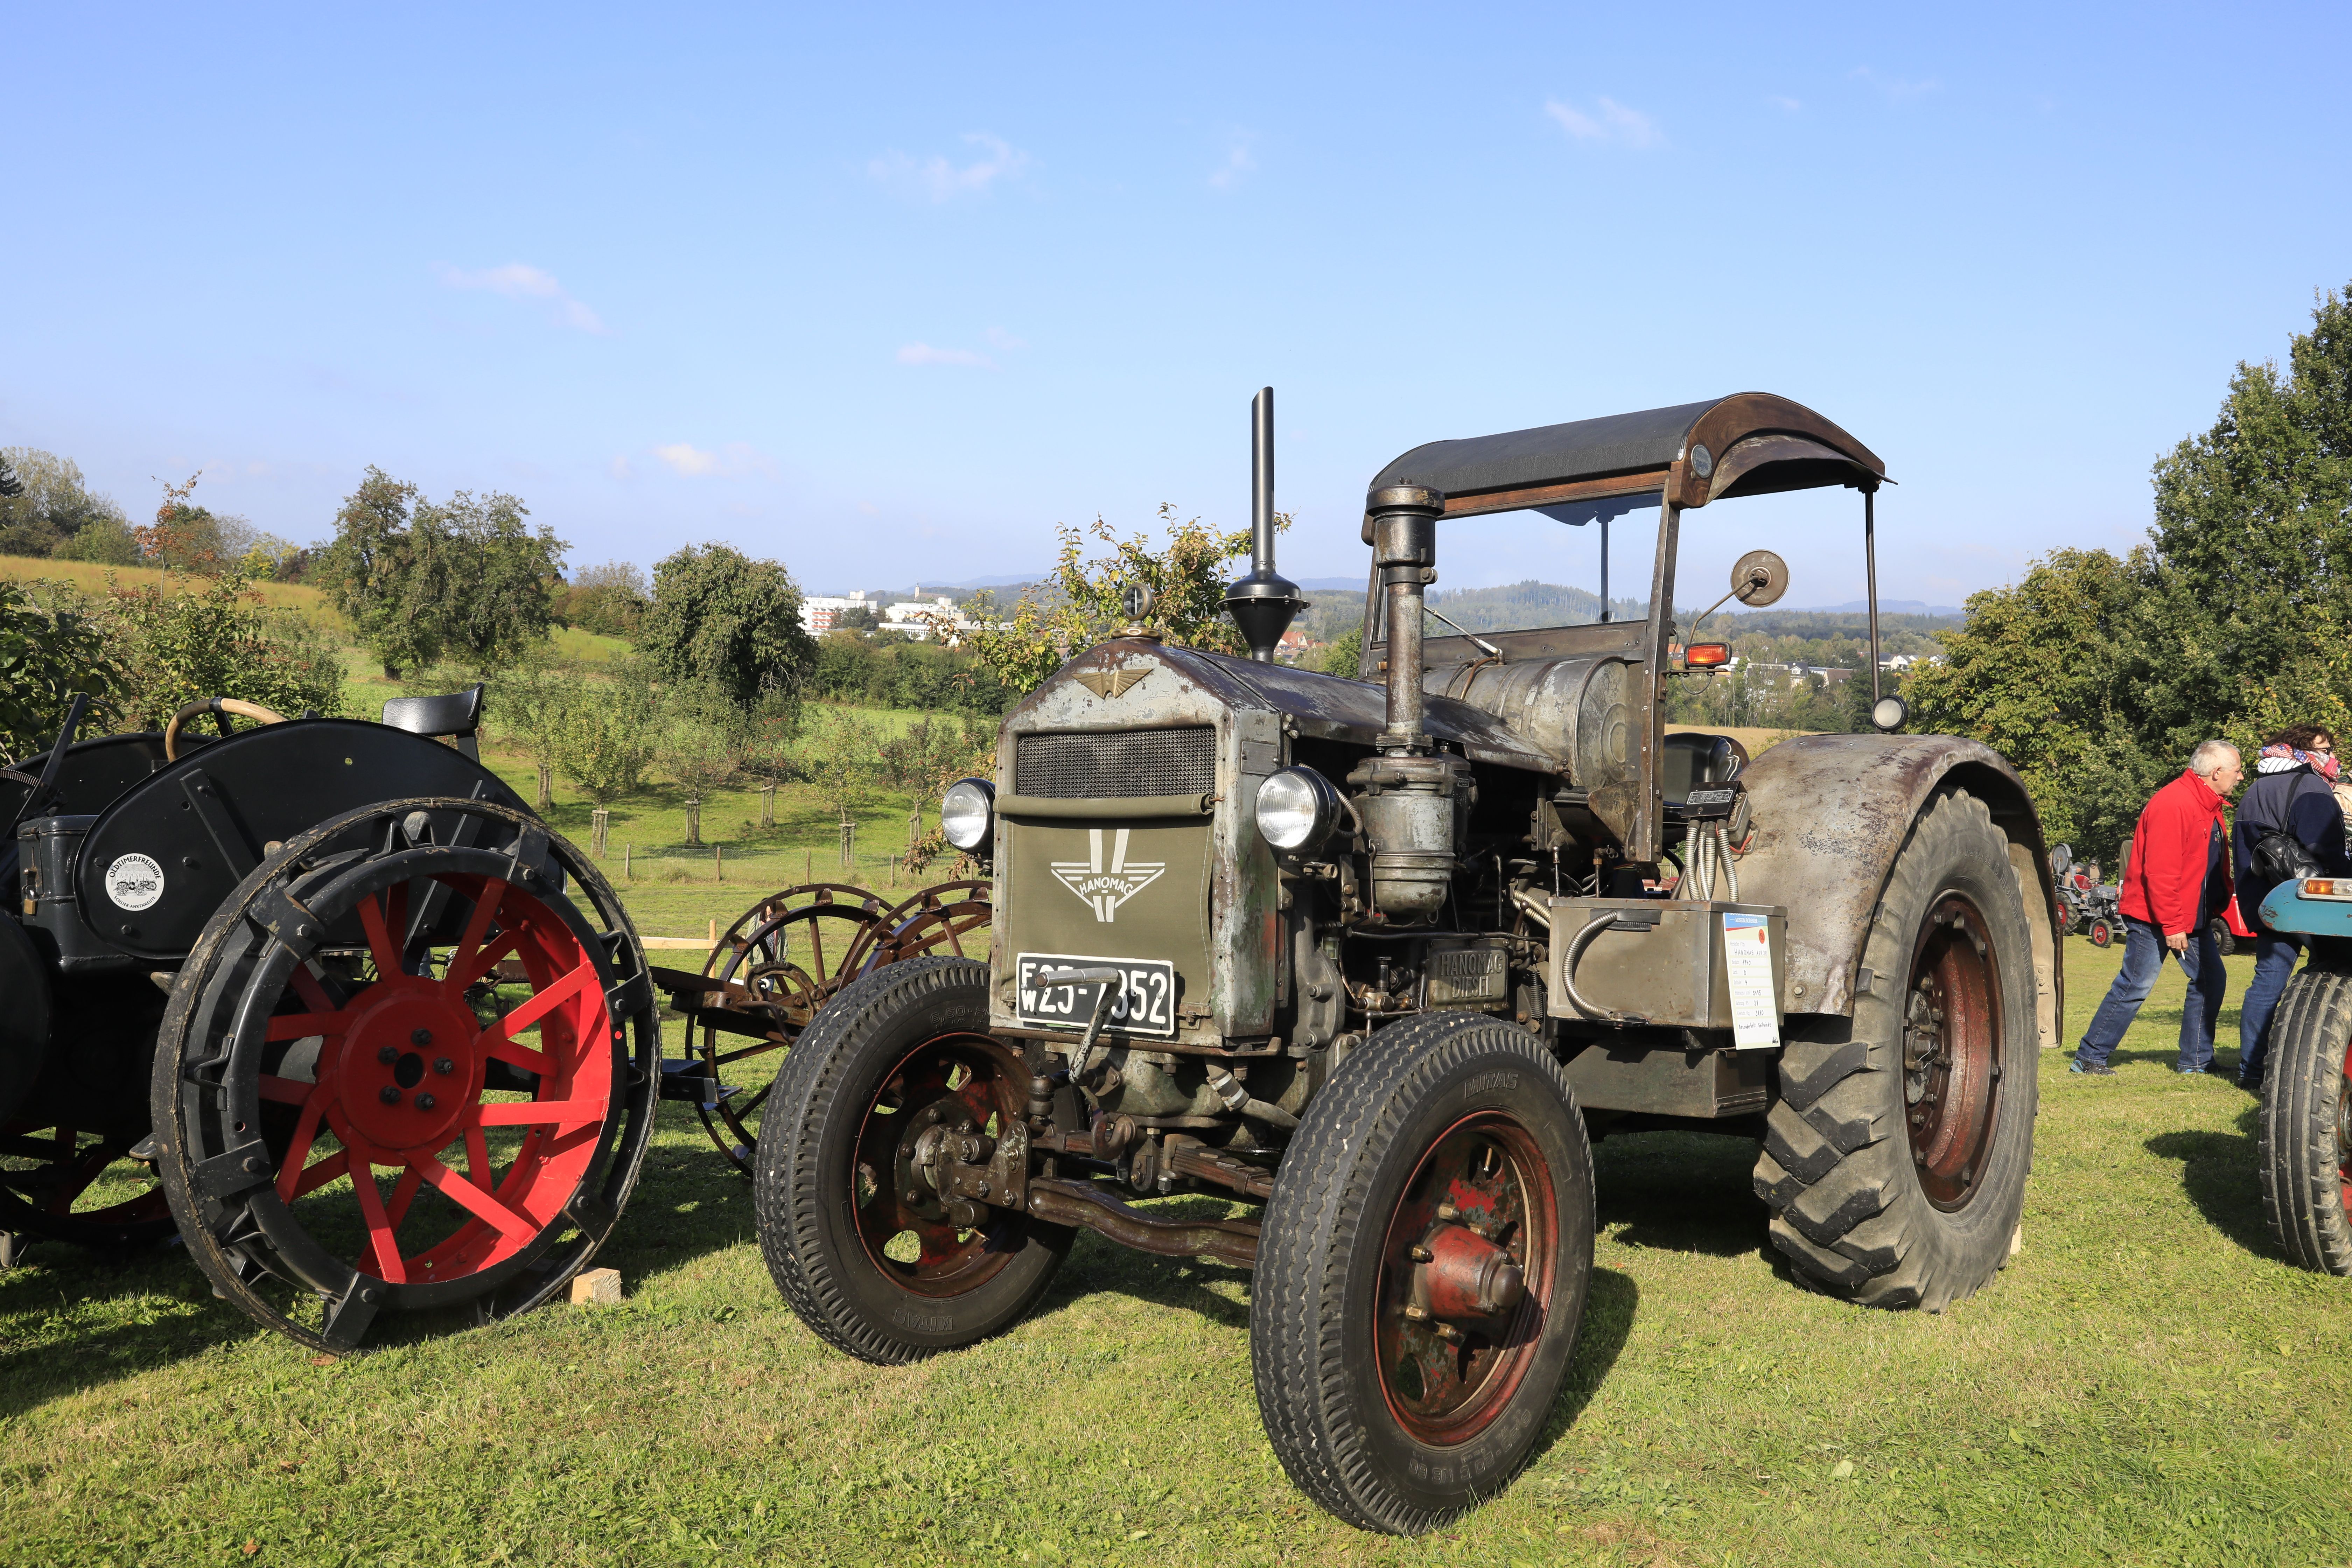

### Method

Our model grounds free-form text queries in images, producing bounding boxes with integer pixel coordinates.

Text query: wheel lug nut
[415,1093,436,1111]
[434,1058,455,1075]
[377,1046,399,1065]
[412,1028,433,1046]
[379,1085,401,1104]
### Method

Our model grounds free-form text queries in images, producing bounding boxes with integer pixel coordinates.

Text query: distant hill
[1797,598,1965,618]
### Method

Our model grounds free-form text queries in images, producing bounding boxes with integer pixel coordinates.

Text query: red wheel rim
[850,1032,1027,1298]
[1374,1111,1558,1446]
[2337,1036,2351,1227]
[1904,894,2004,1209]
[257,872,613,1286]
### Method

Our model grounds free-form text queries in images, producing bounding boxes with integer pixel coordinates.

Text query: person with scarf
[2072,739,2243,1077]
[2231,725,2347,1091]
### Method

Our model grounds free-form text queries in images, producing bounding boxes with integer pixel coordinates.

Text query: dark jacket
[2120,769,2232,937]
[2233,764,2350,928]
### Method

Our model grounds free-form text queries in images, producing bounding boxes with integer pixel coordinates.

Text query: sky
[5,2,2349,610]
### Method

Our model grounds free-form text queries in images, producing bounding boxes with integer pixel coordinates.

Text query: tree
[658,680,750,846]
[93,564,345,731]
[554,560,650,638]
[798,706,883,838]
[1320,625,1363,677]
[0,448,128,559]
[959,505,1266,695]
[315,467,567,677]
[638,543,817,708]
[555,664,660,805]
[489,666,581,808]
[0,582,122,763]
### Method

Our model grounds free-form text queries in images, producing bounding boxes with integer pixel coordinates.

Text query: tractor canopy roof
[1366,392,1886,526]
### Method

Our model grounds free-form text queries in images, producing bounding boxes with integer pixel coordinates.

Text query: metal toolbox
[1544,897,1787,1031]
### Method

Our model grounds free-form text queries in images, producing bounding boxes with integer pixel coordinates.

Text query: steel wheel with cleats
[149,797,658,1354]
[0,1121,174,1255]
[691,888,891,1175]
[842,881,993,978]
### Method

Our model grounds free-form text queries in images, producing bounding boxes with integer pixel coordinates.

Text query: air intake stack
[1223,386,1307,663]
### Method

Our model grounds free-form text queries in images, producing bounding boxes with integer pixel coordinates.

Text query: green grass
[5,938,2349,1566]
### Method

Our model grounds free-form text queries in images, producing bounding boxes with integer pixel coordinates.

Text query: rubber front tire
[2088,919,2114,949]
[753,957,1070,1363]
[1252,1011,1594,1535]
[1755,787,2039,1310]
[2256,968,2352,1275]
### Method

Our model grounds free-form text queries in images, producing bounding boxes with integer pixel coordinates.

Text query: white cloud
[869,133,1030,202]
[1544,97,1662,149]
[654,442,719,476]
[1767,95,1803,113]
[434,262,608,333]
[897,342,994,369]
[1209,135,1256,190]
[1850,66,1939,102]
[983,327,1026,351]
[650,442,776,479]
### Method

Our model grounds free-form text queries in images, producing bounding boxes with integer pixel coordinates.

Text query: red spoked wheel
[692,889,890,1175]
[152,798,658,1353]
[0,1122,174,1253]
[1373,1111,1559,1445]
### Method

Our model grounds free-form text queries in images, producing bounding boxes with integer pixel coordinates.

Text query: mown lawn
[4,936,2348,1567]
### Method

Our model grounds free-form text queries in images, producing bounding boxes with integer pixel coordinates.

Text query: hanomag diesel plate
[1015,951,1178,1038]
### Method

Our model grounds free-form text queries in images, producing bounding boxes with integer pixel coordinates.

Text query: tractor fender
[1732,733,2064,1049]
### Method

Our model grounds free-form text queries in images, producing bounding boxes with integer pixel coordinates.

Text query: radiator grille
[1015,727,1217,799]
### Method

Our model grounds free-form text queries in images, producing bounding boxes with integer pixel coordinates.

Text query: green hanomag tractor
[750,389,2063,1533]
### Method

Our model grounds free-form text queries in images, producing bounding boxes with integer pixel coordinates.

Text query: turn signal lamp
[1685,642,1730,670]
[2298,877,2348,899]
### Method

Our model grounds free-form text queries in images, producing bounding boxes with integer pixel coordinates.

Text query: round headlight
[940,777,995,850]
[1255,766,1345,853]
[1871,694,1909,733]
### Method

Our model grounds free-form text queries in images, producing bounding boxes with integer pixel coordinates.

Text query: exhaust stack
[1223,386,1307,663]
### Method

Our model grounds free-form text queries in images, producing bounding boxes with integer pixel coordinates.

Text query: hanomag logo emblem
[1050,827,1164,924]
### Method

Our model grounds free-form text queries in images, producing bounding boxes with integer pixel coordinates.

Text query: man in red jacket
[2072,740,2245,1075]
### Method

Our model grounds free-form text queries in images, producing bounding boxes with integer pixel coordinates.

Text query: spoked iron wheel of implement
[843,881,993,979]
[149,798,658,1354]
[0,1122,175,1255]
[692,885,891,1176]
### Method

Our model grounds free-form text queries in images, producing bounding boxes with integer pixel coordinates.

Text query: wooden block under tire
[570,1268,622,1306]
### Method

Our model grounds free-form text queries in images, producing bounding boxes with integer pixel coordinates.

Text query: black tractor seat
[380,684,486,761]
[1660,730,1748,809]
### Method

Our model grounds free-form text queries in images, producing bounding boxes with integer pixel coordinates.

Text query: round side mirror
[2050,843,2074,876]
[1871,694,1909,733]
[1730,550,1789,608]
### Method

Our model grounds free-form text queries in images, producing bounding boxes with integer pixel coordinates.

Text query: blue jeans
[2237,932,2302,1082]
[2077,915,2227,1070]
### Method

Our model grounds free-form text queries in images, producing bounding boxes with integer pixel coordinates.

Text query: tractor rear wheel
[1755,788,2038,1310]
[150,798,658,1353]
[753,957,1069,1362]
[2256,968,2352,1275]
[1252,1011,1594,1535]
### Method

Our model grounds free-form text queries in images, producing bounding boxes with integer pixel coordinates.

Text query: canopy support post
[1864,485,1881,705]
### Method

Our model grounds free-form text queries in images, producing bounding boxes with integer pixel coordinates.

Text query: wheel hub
[1416,1219,1526,1321]
[1903,895,2003,1209]
[324,975,483,1155]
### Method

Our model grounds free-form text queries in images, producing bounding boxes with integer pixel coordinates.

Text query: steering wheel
[162,696,292,761]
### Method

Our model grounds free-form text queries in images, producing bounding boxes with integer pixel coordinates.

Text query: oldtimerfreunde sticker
[104,852,166,911]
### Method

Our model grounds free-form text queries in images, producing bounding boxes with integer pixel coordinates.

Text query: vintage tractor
[2251,876,2352,1276]
[751,389,2063,1534]
[1,688,659,1352]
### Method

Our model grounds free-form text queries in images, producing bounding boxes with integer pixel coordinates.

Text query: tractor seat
[1660,732,1748,807]
[381,684,486,761]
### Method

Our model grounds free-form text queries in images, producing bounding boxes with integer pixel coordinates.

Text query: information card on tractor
[1720,913,1781,1050]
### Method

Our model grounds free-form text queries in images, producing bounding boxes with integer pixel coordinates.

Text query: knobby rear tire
[1753,788,2039,1310]
[2256,968,2352,1275]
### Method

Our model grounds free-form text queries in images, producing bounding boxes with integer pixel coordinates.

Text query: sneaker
[2176,1062,2219,1076]
[2237,1071,2264,1093]
[2070,1058,2116,1076]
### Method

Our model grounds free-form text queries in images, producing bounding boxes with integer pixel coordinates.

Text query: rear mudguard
[1732,733,2064,1048]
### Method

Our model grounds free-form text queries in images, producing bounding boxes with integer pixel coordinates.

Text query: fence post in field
[804,849,812,882]
[715,844,723,882]
[839,812,855,869]
[684,795,701,848]
[761,782,777,828]
[537,763,553,811]
[591,807,609,859]
[624,844,632,880]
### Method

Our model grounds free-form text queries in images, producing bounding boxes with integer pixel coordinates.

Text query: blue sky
[5,2,2347,608]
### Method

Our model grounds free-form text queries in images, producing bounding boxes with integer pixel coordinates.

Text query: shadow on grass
[1530,1267,1639,1462]
[1593,1130,1768,1259]
[1040,1196,1256,1330]
[2145,1102,2275,1259]
[0,1238,236,1417]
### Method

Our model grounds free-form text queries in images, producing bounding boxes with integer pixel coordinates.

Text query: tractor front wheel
[2256,968,2352,1274]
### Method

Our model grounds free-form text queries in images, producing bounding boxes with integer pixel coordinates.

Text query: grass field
[8,929,2349,1566]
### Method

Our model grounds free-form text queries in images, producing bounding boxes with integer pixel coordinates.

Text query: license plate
[1015,952,1178,1038]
